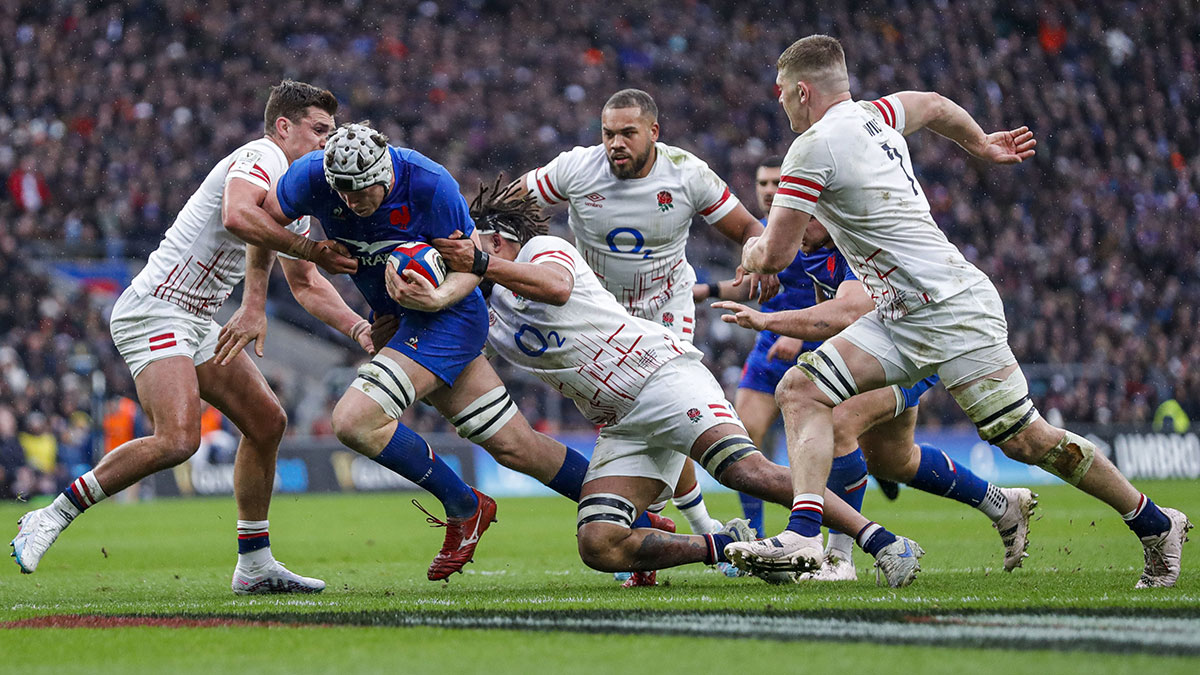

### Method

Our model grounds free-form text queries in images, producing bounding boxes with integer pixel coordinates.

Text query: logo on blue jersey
[339,238,411,266]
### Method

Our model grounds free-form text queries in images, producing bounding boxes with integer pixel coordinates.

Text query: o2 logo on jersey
[514,324,566,357]
[606,227,654,259]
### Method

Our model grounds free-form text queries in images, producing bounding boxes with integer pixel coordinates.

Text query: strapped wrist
[348,318,370,341]
[471,248,491,277]
[707,282,720,300]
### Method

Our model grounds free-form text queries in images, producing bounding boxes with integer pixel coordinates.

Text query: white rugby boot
[994,487,1037,572]
[873,536,925,588]
[10,506,72,574]
[1135,507,1192,589]
[799,552,858,582]
[724,530,823,582]
[232,559,326,595]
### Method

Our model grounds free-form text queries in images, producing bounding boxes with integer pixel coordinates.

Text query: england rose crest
[657,190,674,212]
[662,312,675,326]
[686,407,702,424]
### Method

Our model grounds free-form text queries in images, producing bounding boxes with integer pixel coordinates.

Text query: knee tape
[1038,431,1095,485]
[793,345,858,405]
[450,386,518,444]
[698,435,760,481]
[351,354,415,420]
[577,493,635,530]
[953,369,1040,444]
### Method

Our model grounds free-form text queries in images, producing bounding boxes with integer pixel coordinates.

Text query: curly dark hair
[469,174,549,246]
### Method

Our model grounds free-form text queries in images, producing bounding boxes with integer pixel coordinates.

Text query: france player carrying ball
[231,122,600,581]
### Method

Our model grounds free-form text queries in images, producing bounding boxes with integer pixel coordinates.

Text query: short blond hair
[777,35,849,93]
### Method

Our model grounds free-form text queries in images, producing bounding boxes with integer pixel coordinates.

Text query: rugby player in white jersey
[516,89,777,539]
[726,35,1191,588]
[10,81,366,593]
[430,179,927,588]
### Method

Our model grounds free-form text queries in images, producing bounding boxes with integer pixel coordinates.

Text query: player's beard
[608,145,653,179]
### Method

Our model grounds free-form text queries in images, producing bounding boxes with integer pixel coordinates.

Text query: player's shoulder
[655,143,712,173]
[519,235,580,266]
[551,144,606,172]
[396,146,457,193]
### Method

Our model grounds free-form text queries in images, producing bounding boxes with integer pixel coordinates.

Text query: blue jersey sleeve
[275,153,321,220]
[427,171,475,240]
[834,251,857,283]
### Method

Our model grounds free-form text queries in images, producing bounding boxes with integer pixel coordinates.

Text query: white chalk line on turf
[359,611,1200,655]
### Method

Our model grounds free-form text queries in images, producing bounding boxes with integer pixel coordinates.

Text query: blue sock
[546,447,588,501]
[826,449,868,536]
[785,493,824,537]
[1124,494,1172,538]
[907,443,989,507]
[857,522,898,556]
[373,423,478,518]
[705,532,735,564]
[739,492,764,537]
[632,512,652,528]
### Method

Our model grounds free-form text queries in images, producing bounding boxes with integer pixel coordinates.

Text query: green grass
[1,480,1198,673]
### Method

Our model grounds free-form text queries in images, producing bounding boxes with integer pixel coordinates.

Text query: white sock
[647,500,668,515]
[673,483,717,534]
[49,494,80,526]
[826,532,855,563]
[979,484,1009,521]
[237,520,273,567]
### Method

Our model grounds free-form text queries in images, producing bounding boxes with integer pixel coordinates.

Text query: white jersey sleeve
[525,146,590,207]
[224,142,312,259]
[520,235,579,275]
[773,134,837,215]
[681,153,739,224]
[859,94,907,135]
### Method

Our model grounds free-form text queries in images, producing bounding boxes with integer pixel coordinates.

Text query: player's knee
[330,398,372,453]
[576,493,636,571]
[152,425,201,467]
[577,525,627,571]
[245,401,287,447]
[776,369,825,412]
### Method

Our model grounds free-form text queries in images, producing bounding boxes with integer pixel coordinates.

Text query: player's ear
[649,122,660,142]
[274,116,290,139]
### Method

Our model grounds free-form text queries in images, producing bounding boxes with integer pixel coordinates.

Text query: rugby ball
[387,241,448,288]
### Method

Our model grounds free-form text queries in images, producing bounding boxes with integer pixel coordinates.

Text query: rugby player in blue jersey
[238,122,599,581]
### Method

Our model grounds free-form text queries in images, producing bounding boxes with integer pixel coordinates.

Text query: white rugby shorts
[584,352,746,494]
[838,280,1016,389]
[109,287,220,378]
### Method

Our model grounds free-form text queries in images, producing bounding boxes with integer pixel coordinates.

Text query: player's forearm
[436,271,485,308]
[696,278,753,302]
[760,300,862,341]
[288,274,365,337]
[242,245,275,309]
[485,259,571,305]
[901,92,989,157]
[225,203,314,259]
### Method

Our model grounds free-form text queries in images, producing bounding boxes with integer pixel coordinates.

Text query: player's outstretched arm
[710,205,779,302]
[891,91,1036,164]
[279,258,374,354]
[214,244,274,365]
[222,179,358,274]
[714,279,872,341]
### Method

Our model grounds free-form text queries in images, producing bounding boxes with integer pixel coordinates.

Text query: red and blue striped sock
[1123,493,1171,538]
[704,532,735,565]
[237,520,272,566]
[786,493,824,537]
[857,521,898,556]
[57,471,108,520]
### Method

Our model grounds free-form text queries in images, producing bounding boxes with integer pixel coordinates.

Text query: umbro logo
[584,192,604,208]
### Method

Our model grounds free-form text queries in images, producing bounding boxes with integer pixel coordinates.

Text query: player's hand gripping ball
[387,241,448,288]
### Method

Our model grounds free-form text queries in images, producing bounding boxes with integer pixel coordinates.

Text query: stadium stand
[1,1,1198,496]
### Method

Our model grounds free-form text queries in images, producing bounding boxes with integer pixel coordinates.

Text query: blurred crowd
[1,1,1199,494]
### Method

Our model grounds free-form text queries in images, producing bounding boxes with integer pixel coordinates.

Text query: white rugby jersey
[486,235,699,426]
[129,138,310,319]
[525,143,740,322]
[773,95,989,320]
